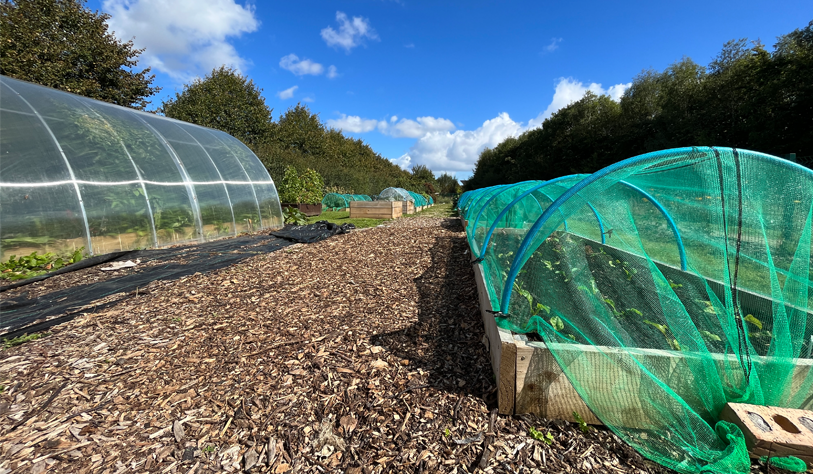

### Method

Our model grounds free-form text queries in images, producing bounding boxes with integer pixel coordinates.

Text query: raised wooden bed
[402,201,416,214]
[469,221,813,427]
[281,203,322,217]
[350,201,403,219]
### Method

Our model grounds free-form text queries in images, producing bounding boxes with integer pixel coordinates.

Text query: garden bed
[349,201,402,219]
[469,223,813,427]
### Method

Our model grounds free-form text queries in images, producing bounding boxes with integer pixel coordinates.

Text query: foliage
[572,412,591,433]
[2,332,46,350]
[1,248,83,281]
[282,207,308,225]
[465,19,813,189]
[528,426,554,444]
[277,166,324,204]
[437,173,461,194]
[161,66,273,148]
[0,0,159,109]
[278,166,304,203]
[300,168,325,204]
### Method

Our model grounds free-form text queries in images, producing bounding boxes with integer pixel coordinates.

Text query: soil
[0,217,780,473]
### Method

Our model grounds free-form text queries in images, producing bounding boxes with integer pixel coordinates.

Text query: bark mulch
[0,217,761,473]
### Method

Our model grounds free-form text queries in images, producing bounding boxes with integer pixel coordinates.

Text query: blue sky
[89,0,811,181]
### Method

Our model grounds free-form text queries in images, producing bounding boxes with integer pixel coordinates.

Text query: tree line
[465,20,813,190]
[0,0,461,197]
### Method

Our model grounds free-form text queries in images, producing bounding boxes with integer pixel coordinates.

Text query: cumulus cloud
[399,113,524,172]
[326,114,380,133]
[279,54,325,76]
[103,0,259,82]
[528,77,631,128]
[277,85,298,100]
[321,11,378,52]
[379,116,456,138]
[327,65,339,79]
[545,37,563,52]
[331,77,631,175]
[391,154,411,170]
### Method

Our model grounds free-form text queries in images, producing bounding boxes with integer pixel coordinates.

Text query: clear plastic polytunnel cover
[0,76,283,259]
[459,147,813,474]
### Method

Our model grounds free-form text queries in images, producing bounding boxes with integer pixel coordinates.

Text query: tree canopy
[0,0,159,109]
[465,20,813,190]
[161,66,273,148]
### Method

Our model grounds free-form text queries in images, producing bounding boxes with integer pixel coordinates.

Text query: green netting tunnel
[321,193,371,210]
[0,76,283,259]
[458,147,813,474]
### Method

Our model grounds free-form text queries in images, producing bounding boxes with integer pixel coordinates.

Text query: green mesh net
[458,147,813,474]
[321,193,372,210]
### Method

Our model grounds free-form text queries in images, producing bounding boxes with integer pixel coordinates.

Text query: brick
[719,403,813,466]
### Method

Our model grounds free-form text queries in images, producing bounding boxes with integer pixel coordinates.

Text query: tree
[161,66,273,148]
[0,0,159,109]
[437,173,460,194]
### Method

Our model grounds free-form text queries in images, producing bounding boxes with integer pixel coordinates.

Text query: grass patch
[307,210,388,229]
[407,202,456,218]
[2,332,47,350]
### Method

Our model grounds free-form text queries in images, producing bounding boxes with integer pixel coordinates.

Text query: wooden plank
[473,261,516,414]
[349,201,401,219]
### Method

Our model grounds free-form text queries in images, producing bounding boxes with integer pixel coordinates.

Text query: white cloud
[321,11,378,52]
[279,54,324,76]
[303,96,315,103]
[327,65,339,79]
[378,116,456,138]
[528,77,631,128]
[391,154,411,170]
[400,113,524,173]
[103,0,259,82]
[277,85,298,100]
[545,37,563,52]
[331,77,631,175]
[326,114,380,133]
[404,43,415,48]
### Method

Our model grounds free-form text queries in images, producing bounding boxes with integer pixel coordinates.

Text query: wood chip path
[0,216,766,473]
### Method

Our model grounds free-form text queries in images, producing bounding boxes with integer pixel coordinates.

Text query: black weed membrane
[271,220,356,243]
[0,221,354,338]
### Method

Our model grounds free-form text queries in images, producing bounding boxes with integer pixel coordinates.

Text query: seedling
[528,426,554,444]
[572,412,591,433]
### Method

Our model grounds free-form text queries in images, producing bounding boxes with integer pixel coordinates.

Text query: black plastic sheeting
[272,220,356,243]
[0,222,354,339]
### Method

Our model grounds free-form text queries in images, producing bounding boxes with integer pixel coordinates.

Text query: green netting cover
[322,193,349,210]
[460,147,813,474]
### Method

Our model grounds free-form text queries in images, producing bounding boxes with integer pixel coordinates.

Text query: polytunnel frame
[1,76,280,255]
[497,146,806,314]
[468,179,580,253]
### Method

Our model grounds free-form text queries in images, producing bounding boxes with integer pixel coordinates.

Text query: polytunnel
[0,76,283,260]
[376,187,413,202]
[459,147,813,474]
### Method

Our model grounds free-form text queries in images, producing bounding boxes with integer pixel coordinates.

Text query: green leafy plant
[572,412,591,433]
[278,166,324,204]
[3,332,46,350]
[283,207,308,225]
[203,445,216,454]
[528,426,555,444]
[1,248,84,281]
